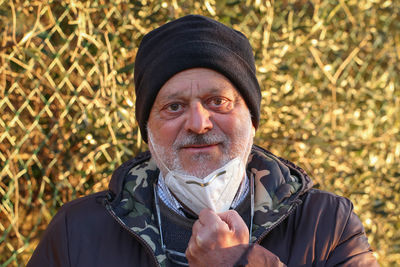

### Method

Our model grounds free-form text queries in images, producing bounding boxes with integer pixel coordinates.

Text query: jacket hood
[108,146,313,201]
[248,146,313,239]
[106,145,313,265]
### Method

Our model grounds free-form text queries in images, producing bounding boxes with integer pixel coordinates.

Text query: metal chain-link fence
[1,0,399,266]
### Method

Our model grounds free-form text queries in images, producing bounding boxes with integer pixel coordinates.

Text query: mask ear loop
[249,172,254,243]
[148,130,173,175]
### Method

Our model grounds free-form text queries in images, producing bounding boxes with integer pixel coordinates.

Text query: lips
[183,143,218,148]
[180,143,219,152]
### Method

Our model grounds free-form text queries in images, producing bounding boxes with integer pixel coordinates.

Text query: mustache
[174,132,226,148]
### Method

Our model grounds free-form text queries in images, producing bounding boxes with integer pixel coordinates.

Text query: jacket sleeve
[247,190,379,266]
[26,207,71,267]
[239,244,286,267]
[325,198,379,267]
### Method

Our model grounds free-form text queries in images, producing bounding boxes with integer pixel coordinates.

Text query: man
[28,15,378,266]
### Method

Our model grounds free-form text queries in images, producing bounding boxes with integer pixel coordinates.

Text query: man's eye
[211,98,224,105]
[166,103,182,112]
[209,97,230,107]
[207,97,233,112]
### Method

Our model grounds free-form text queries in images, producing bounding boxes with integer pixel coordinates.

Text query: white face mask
[164,157,245,214]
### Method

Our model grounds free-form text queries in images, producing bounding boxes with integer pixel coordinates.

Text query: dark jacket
[27,146,378,266]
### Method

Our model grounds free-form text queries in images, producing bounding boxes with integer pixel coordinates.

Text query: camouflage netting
[0,0,399,266]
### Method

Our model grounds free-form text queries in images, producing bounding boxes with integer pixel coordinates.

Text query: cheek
[213,115,240,137]
[148,118,183,146]
[213,111,252,142]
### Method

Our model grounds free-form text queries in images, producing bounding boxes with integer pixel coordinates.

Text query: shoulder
[42,190,129,247]
[27,191,112,266]
[57,191,109,217]
[297,191,377,265]
[295,189,367,245]
[262,190,376,265]
[299,189,355,223]
[303,188,353,207]
[43,191,112,236]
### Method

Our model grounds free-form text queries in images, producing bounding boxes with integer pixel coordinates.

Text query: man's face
[147,68,255,178]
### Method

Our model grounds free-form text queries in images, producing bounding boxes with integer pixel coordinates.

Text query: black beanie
[134,15,261,143]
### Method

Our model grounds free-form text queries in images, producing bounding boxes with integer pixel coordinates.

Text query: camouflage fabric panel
[113,158,168,266]
[247,148,305,241]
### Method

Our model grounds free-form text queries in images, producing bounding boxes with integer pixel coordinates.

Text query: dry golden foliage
[0,0,399,266]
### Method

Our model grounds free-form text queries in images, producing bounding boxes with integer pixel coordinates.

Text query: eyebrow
[164,91,184,100]
[163,87,233,100]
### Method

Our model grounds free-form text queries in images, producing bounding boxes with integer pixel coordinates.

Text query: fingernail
[196,235,203,247]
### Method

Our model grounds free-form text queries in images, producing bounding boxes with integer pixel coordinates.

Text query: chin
[181,160,223,178]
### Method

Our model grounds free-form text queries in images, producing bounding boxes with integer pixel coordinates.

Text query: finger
[218,210,249,242]
[198,208,222,227]
[186,235,196,259]
[218,210,247,232]
[196,233,204,247]
[191,216,218,250]
[194,227,216,250]
[191,219,202,236]
[186,235,207,265]
[198,208,230,235]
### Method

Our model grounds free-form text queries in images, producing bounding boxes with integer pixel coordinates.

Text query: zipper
[103,197,161,267]
[255,199,302,244]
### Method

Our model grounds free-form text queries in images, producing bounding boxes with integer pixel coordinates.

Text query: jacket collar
[107,146,313,264]
[248,146,313,239]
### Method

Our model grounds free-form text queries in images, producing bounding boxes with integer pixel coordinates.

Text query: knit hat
[134,14,261,142]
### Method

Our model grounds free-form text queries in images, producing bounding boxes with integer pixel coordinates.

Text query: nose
[184,102,213,134]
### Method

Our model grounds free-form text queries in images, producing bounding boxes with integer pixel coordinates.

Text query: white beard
[147,115,254,179]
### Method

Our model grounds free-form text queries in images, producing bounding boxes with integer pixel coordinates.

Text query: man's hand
[185,209,249,267]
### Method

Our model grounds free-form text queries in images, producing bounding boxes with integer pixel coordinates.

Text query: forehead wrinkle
[164,91,185,100]
[190,78,199,91]
[158,71,240,102]
[162,85,234,101]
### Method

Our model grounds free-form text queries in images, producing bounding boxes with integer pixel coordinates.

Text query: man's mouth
[183,143,217,148]
[175,133,225,153]
[180,143,219,151]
